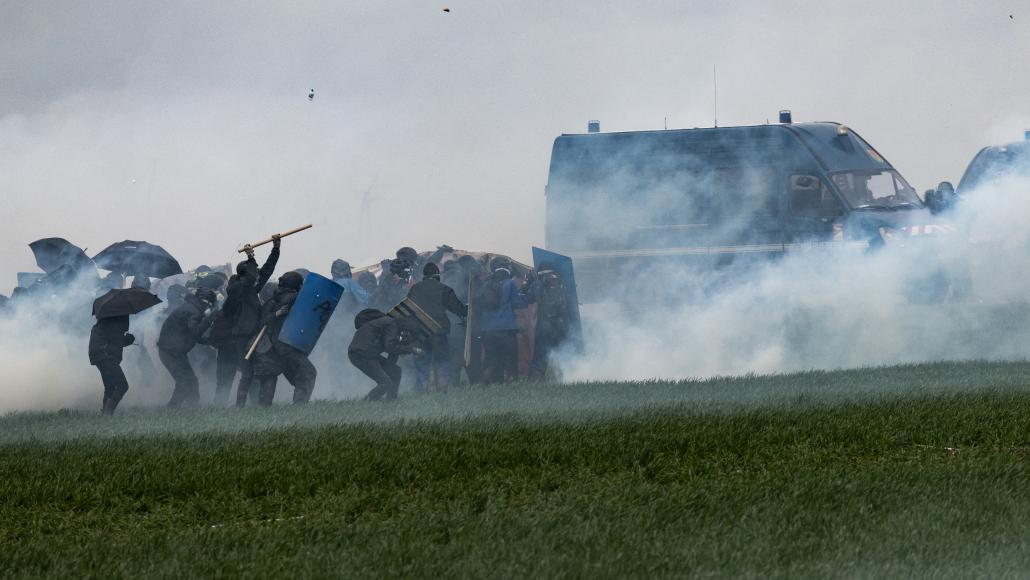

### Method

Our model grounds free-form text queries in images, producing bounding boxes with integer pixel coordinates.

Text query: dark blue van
[544,122,944,300]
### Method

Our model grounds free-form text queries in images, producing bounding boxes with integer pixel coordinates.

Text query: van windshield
[829,169,922,210]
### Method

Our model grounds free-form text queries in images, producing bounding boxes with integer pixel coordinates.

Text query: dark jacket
[348,309,413,358]
[157,295,214,353]
[210,246,279,341]
[261,287,299,346]
[406,277,468,334]
[523,272,570,341]
[89,316,134,365]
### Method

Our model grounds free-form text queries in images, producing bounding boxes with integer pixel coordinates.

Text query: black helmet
[423,262,440,278]
[236,260,257,276]
[278,271,304,290]
[396,246,418,264]
[489,256,512,272]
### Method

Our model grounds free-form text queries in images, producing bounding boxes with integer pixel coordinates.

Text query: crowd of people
[0,237,577,415]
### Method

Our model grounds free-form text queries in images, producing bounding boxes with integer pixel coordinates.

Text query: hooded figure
[371,258,413,311]
[89,315,135,415]
[251,271,317,405]
[331,258,369,310]
[158,288,218,408]
[475,259,527,384]
[406,262,468,393]
[209,236,280,406]
[521,262,571,380]
[348,308,418,401]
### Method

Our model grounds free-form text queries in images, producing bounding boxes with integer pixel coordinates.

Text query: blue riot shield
[278,272,345,355]
[532,247,583,352]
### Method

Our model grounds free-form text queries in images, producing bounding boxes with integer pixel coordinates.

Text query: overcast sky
[1,0,1028,291]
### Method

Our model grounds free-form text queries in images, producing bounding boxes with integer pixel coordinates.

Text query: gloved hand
[272,234,282,248]
[123,333,136,346]
[275,306,290,318]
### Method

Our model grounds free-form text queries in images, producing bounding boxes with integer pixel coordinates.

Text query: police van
[544,118,944,300]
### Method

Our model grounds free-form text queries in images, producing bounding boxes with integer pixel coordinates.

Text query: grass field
[4,361,1030,578]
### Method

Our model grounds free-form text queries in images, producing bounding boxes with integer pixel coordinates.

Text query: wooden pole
[238,224,313,253]
[244,326,267,361]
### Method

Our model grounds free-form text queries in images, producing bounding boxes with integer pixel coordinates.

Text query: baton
[244,326,267,361]
[239,224,313,253]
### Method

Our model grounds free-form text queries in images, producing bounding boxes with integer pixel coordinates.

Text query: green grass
[4,361,1030,578]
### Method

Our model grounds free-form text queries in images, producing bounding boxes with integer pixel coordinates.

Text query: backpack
[479,278,504,311]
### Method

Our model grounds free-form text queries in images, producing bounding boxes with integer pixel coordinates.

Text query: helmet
[278,271,304,290]
[236,260,257,276]
[396,247,418,264]
[423,262,440,278]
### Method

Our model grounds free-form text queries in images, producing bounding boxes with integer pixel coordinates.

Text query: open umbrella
[93,240,183,278]
[29,238,93,274]
[92,288,161,319]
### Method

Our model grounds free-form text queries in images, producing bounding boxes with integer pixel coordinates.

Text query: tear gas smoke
[557,174,1030,381]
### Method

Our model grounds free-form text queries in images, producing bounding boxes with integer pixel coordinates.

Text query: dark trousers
[482,330,519,384]
[414,334,451,393]
[160,348,199,408]
[95,359,129,403]
[253,344,317,406]
[350,353,402,401]
[215,338,256,407]
[529,330,564,380]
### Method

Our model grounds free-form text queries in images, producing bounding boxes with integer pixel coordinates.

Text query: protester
[476,257,527,384]
[209,236,281,406]
[89,315,136,415]
[331,259,369,313]
[371,258,413,311]
[522,262,571,379]
[348,308,418,401]
[406,262,468,392]
[157,288,218,408]
[252,271,317,405]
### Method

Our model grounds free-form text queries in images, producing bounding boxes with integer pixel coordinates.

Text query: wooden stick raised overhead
[239,224,313,253]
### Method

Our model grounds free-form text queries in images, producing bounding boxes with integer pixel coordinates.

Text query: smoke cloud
[2,2,1030,412]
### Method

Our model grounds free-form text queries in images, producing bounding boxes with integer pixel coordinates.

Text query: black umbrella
[92,288,162,319]
[28,238,93,274]
[93,240,183,278]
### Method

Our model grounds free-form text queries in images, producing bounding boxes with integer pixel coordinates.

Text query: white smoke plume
[559,174,1030,381]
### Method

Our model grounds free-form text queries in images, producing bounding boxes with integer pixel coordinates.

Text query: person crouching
[157,288,218,409]
[348,308,419,401]
[252,271,317,405]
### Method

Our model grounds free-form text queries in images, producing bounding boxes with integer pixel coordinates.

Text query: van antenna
[713,65,718,128]
[664,116,668,130]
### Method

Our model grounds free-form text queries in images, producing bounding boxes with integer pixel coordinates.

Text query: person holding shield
[252,271,318,405]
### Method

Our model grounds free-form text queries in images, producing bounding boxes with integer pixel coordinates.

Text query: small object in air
[308,89,315,101]
[92,288,161,319]
[93,240,183,278]
[443,7,450,12]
